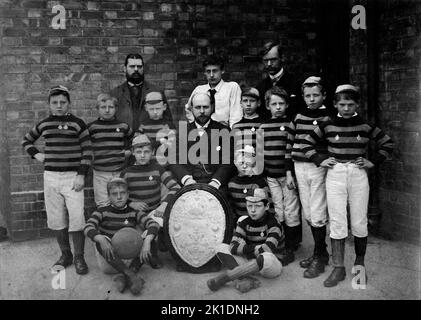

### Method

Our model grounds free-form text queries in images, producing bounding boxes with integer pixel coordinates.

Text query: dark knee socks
[312,225,329,258]
[354,236,367,266]
[55,228,72,256]
[70,231,85,257]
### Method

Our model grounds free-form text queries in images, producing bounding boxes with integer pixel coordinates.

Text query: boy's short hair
[107,177,128,194]
[334,84,360,103]
[96,93,117,108]
[301,76,326,94]
[264,86,289,106]
[48,85,70,103]
[124,53,144,66]
[241,87,260,100]
[202,54,225,70]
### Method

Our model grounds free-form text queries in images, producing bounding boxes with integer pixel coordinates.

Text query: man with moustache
[170,93,234,192]
[111,53,173,131]
[256,41,303,120]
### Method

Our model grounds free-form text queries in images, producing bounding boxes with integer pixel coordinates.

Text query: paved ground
[0,224,420,300]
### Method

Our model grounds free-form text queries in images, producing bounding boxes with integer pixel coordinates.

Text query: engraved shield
[164,183,233,270]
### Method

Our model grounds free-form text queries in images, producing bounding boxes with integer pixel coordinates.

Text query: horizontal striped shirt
[120,160,181,212]
[88,118,133,172]
[22,113,92,175]
[230,214,284,259]
[292,107,330,162]
[232,116,263,151]
[302,115,394,165]
[228,174,274,218]
[259,117,295,178]
[84,204,159,240]
[138,118,176,150]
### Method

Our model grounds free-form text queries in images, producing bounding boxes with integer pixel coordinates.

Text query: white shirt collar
[127,81,143,87]
[307,105,326,110]
[269,68,284,82]
[337,112,358,118]
[244,114,259,119]
[207,79,224,92]
[195,119,211,129]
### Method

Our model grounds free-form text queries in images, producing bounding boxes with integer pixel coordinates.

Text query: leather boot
[323,238,346,287]
[303,226,329,278]
[299,225,316,268]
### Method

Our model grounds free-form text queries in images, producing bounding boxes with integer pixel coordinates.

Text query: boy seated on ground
[207,188,284,292]
[84,178,160,295]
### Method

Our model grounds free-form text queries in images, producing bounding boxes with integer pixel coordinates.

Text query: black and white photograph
[0,0,419,307]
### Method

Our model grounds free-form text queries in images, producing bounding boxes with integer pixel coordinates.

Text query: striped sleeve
[22,123,42,157]
[125,125,134,150]
[159,168,181,211]
[302,124,329,166]
[369,126,394,164]
[78,122,93,176]
[230,218,255,256]
[255,223,284,256]
[84,210,103,240]
[285,121,295,171]
[136,210,160,237]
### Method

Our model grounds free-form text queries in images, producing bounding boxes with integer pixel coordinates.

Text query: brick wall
[350,0,420,244]
[0,0,319,241]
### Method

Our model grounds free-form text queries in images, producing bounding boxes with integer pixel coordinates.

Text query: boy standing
[259,87,301,265]
[232,87,264,152]
[185,54,242,128]
[84,178,159,295]
[22,85,92,274]
[292,77,331,278]
[138,91,176,153]
[88,93,134,208]
[303,84,393,287]
[207,188,283,292]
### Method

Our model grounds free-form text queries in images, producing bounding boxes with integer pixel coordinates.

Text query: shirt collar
[244,114,260,120]
[337,112,358,118]
[307,105,326,110]
[269,68,284,82]
[128,81,143,87]
[195,119,211,129]
[207,79,224,92]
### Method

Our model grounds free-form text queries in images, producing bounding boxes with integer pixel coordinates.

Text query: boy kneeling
[207,188,283,292]
[84,178,160,295]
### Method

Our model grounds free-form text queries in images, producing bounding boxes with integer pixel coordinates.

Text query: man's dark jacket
[111,81,173,130]
[169,119,234,186]
[256,70,304,120]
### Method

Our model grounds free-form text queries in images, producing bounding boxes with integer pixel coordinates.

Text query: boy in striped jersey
[259,87,301,265]
[138,91,176,153]
[22,85,91,275]
[121,133,181,265]
[84,178,159,295]
[292,76,331,279]
[228,145,272,222]
[232,87,264,152]
[303,84,393,287]
[88,93,134,208]
[207,188,283,291]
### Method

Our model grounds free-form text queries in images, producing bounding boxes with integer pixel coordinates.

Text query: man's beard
[195,115,211,126]
[126,71,144,85]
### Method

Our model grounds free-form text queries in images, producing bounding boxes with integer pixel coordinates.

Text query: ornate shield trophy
[164,183,233,272]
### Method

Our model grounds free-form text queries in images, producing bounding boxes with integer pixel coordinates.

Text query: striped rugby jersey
[22,113,92,175]
[292,107,330,162]
[302,114,394,165]
[259,117,295,178]
[232,115,263,151]
[228,174,274,218]
[138,118,176,150]
[120,160,181,212]
[230,214,285,259]
[84,204,159,240]
[88,118,133,172]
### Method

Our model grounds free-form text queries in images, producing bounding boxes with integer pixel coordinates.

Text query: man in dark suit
[169,93,234,191]
[256,41,303,119]
[110,53,173,131]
